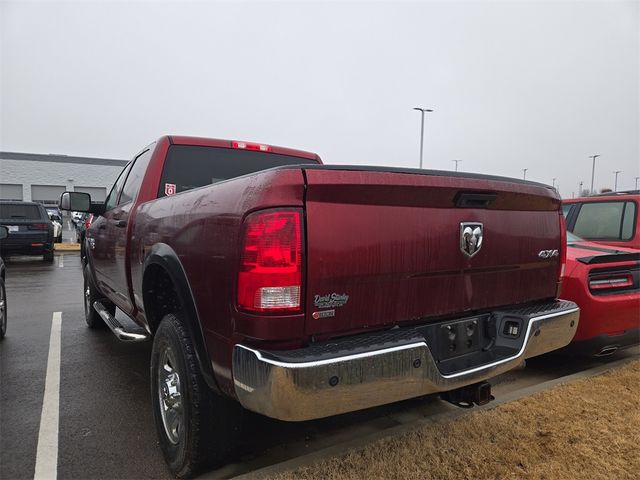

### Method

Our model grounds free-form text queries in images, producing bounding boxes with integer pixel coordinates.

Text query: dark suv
[0,201,55,262]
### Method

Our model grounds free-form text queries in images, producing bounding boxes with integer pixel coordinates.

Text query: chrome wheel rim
[158,345,183,445]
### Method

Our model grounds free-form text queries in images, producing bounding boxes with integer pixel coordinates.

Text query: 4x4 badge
[460,222,483,257]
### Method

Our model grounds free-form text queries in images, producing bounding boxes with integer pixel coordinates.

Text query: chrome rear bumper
[232,301,579,421]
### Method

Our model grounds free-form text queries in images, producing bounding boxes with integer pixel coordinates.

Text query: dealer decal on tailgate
[314,293,349,308]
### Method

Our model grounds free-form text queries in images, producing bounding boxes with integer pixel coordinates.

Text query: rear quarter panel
[131,168,306,395]
[562,244,640,341]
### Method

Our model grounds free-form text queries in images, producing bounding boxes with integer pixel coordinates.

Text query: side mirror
[0,225,8,240]
[60,191,91,212]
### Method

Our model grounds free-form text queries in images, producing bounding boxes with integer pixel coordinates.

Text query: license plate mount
[419,314,492,363]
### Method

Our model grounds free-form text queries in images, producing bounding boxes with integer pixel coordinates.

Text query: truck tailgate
[303,167,561,337]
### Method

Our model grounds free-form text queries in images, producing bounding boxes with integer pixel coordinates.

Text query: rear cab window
[0,203,45,220]
[157,145,319,198]
[572,201,637,240]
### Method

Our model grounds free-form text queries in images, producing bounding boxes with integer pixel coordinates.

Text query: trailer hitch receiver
[441,381,494,408]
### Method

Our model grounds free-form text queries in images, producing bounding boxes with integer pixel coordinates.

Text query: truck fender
[142,243,221,394]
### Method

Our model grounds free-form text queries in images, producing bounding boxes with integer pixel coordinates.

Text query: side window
[119,148,153,205]
[621,201,637,240]
[104,163,133,212]
[573,202,625,239]
[561,204,573,218]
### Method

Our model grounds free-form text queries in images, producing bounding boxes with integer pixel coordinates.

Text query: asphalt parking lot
[1,248,638,480]
[0,253,169,479]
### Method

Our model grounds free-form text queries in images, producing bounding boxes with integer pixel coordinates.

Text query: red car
[561,231,640,356]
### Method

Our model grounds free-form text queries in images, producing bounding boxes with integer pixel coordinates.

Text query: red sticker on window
[165,183,176,196]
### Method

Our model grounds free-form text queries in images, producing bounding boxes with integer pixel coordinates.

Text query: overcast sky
[1,0,638,196]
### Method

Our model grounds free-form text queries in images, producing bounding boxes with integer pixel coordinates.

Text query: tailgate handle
[455,192,497,208]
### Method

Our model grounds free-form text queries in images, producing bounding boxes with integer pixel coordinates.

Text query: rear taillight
[28,223,49,230]
[557,213,567,297]
[559,213,567,278]
[84,214,94,229]
[237,209,303,313]
[589,274,633,291]
[232,140,272,152]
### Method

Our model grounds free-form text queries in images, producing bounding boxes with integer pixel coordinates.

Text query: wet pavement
[0,254,168,479]
[0,252,637,479]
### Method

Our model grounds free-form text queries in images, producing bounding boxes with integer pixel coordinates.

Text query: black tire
[151,313,242,478]
[43,248,54,262]
[0,277,6,339]
[83,264,114,328]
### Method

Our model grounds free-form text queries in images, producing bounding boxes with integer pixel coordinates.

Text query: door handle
[113,220,127,228]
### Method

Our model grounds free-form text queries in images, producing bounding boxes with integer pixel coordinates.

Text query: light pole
[413,107,433,169]
[579,181,583,196]
[522,168,528,180]
[452,159,462,172]
[614,170,622,192]
[589,154,600,195]
[552,178,557,189]
[635,177,639,190]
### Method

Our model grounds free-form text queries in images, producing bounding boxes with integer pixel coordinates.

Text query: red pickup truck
[61,135,579,477]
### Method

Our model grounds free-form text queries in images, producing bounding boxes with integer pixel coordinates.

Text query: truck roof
[167,135,321,162]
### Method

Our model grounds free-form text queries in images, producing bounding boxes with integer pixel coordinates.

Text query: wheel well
[143,264,182,334]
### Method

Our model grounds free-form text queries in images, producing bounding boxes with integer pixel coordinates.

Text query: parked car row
[0,201,100,264]
[46,208,63,243]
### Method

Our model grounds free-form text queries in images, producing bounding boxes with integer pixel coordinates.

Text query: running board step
[93,301,149,342]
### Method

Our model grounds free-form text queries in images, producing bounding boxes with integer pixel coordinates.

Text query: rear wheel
[43,248,54,262]
[151,313,241,478]
[83,264,114,328]
[0,278,6,338]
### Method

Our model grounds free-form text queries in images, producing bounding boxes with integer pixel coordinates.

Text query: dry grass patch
[271,360,640,480]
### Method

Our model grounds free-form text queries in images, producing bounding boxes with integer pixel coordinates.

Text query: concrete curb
[229,355,638,480]
[54,243,80,252]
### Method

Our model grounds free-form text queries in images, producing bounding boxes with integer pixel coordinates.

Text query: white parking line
[34,312,61,480]
[57,256,63,268]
